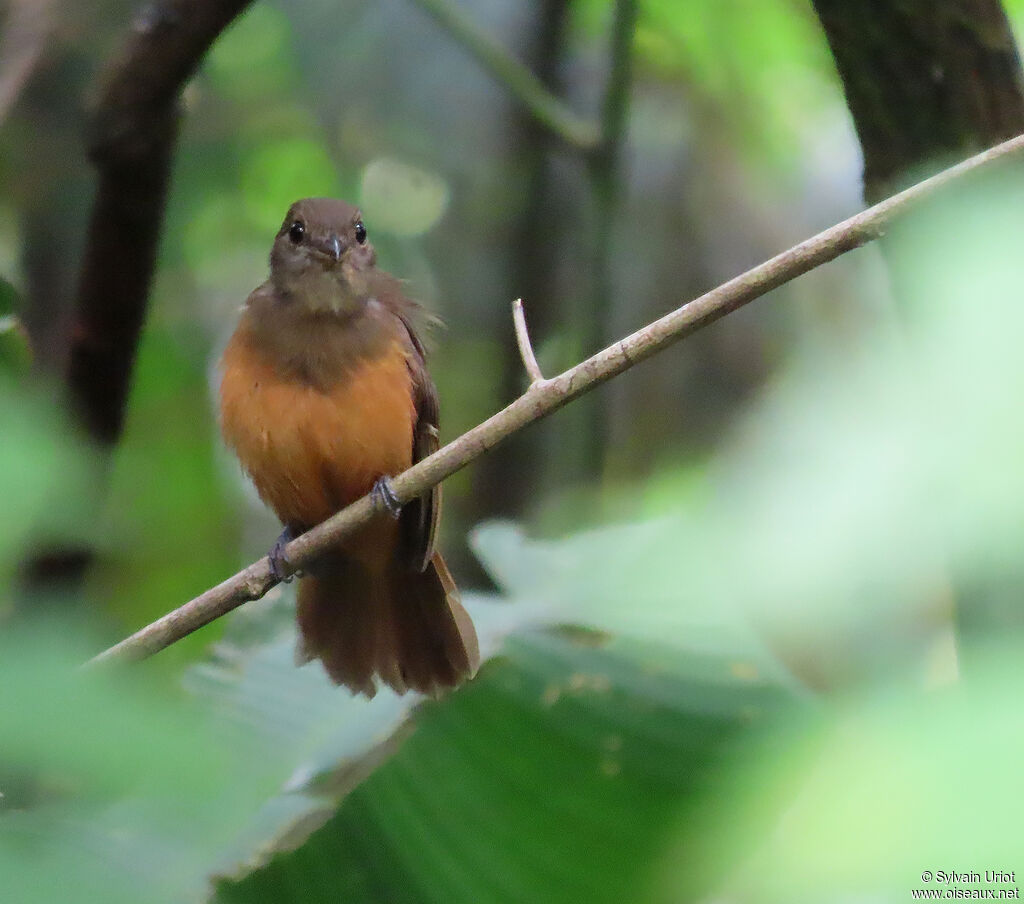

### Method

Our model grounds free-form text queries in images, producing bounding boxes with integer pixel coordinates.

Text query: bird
[219,198,479,696]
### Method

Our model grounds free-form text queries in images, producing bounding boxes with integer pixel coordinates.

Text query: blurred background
[2,0,1024,901]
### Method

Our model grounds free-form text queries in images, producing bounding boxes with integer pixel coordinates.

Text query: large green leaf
[212,628,805,904]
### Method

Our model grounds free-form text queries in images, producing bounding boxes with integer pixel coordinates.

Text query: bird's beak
[313,234,343,261]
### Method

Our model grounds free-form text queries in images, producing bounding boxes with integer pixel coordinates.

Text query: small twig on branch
[512,299,545,385]
[87,131,1024,669]
[406,0,600,151]
[66,0,253,445]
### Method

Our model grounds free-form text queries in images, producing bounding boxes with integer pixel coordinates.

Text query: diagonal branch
[66,0,253,445]
[87,130,1024,668]
[406,0,600,151]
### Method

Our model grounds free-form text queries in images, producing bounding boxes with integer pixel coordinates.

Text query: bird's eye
[288,221,305,244]
[354,220,367,245]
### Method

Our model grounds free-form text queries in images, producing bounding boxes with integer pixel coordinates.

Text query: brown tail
[295,549,480,697]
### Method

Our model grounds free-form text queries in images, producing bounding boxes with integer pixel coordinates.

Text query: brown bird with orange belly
[219,198,479,696]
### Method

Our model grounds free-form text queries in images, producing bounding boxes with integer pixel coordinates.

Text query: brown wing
[399,318,441,573]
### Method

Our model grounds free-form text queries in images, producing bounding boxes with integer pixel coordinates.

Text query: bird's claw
[372,477,402,519]
[269,526,297,583]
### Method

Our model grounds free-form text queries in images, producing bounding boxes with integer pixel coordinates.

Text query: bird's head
[269,198,377,314]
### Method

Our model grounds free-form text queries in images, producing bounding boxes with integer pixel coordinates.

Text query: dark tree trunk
[471,0,572,528]
[812,0,1024,201]
[15,0,252,599]
[67,0,253,446]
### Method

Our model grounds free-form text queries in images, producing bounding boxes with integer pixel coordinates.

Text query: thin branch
[512,299,545,385]
[406,0,600,151]
[88,131,1024,668]
[66,0,253,445]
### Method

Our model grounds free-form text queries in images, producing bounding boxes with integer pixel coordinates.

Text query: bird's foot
[371,476,402,519]
[269,525,298,583]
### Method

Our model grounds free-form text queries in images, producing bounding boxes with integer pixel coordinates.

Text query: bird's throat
[277,266,363,316]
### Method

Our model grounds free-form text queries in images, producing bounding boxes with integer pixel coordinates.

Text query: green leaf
[0,317,31,377]
[0,279,30,376]
[721,650,1024,902]
[0,275,20,317]
[0,624,287,904]
[0,380,96,586]
[213,629,805,904]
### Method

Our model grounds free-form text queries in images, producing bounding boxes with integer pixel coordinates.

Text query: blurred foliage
[0,621,287,904]
[94,327,239,666]
[0,277,30,376]
[727,654,1024,902]
[618,0,837,165]
[0,377,93,596]
[3,0,1024,902]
